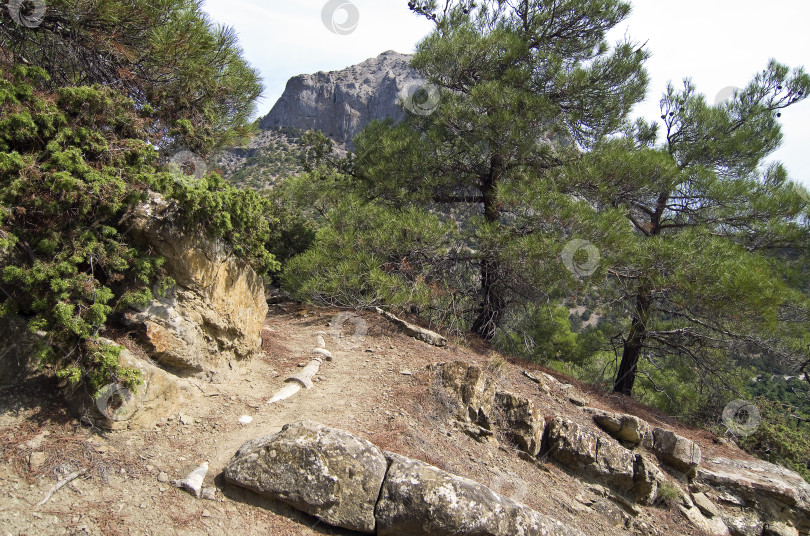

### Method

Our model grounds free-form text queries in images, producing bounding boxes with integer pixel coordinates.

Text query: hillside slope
[1,304,807,535]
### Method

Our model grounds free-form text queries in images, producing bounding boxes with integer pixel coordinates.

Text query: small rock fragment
[176,462,209,498]
[28,452,47,472]
[157,472,169,483]
[238,415,254,426]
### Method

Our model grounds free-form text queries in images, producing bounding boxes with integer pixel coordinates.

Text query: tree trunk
[614,191,666,395]
[472,154,504,342]
[472,257,505,341]
[613,289,652,395]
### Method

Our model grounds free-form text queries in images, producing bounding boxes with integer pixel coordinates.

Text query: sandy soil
[0,304,748,535]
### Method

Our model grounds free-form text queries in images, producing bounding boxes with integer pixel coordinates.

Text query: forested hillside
[1,0,809,488]
[270,0,810,479]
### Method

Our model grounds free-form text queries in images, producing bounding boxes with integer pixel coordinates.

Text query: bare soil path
[0,304,745,535]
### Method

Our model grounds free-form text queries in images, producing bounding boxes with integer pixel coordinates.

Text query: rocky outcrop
[429,362,544,456]
[223,421,388,534]
[544,418,636,492]
[494,391,544,456]
[696,457,810,535]
[430,361,498,425]
[220,351,810,536]
[260,51,423,147]
[226,421,584,536]
[647,428,702,477]
[585,407,649,447]
[376,452,584,536]
[122,192,267,374]
[632,454,665,505]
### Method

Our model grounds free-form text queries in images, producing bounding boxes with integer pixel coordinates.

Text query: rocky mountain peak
[259,50,423,147]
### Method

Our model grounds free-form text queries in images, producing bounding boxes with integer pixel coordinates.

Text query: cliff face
[259,51,422,147]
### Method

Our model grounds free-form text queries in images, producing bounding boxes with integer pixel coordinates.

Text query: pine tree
[348,0,648,340]
[567,62,810,396]
[0,0,262,153]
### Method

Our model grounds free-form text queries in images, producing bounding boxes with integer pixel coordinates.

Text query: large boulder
[544,418,635,491]
[649,428,702,476]
[494,391,544,456]
[544,418,598,468]
[585,408,649,447]
[123,192,267,373]
[696,457,810,534]
[375,452,585,536]
[223,421,388,534]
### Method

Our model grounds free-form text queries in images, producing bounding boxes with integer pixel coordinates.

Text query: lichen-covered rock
[585,408,649,447]
[596,437,636,491]
[375,452,585,536]
[692,491,721,518]
[697,457,810,535]
[762,521,800,536]
[722,511,764,536]
[123,192,267,373]
[544,418,635,491]
[494,391,544,456]
[223,421,387,534]
[545,418,599,468]
[650,428,702,475]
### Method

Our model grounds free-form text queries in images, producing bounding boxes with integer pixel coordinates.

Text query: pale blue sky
[202,0,810,186]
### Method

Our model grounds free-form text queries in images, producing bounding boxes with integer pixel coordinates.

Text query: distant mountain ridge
[259,50,423,147]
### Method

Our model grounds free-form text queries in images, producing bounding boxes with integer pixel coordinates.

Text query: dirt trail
[0,304,745,535]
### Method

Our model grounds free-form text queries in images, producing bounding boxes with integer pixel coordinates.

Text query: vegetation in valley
[213,127,308,190]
